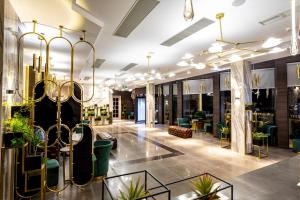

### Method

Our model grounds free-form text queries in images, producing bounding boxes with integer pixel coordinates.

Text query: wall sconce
[224,76,230,89]
[234,90,241,105]
[6,89,14,95]
[297,64,300,78]
[252,73,260,88]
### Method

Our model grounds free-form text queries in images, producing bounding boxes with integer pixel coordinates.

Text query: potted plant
[191,174,220,200]
[219,127,230,139]
[3,112,29,148]
[100,109,108,125]
[118,177,149,200]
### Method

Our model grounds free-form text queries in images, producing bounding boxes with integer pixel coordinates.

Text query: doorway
[112,96,121,119]
[136,97,146,123]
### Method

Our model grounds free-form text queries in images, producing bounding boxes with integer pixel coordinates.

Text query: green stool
[94,140,113,178]
[46,159,59,187]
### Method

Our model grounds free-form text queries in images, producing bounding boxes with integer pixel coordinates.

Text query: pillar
[231,61,252,154]
[146,83,155,128]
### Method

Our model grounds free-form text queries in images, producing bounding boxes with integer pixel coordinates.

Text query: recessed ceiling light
[208,43,223,53]
[269,47,285,54]
[194,63,206,69]
[177,60,189,67]
[182,53,194,59]
[187,70,191,75]
[229,54,242,62]
[262,37,282,48]
[168,72,176,78]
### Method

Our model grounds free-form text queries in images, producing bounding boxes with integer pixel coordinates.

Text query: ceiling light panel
[258,6,300,26]
[161,18,214,47]
[121,63,138,71]
[114,0,160,38]
[94,59,106,69]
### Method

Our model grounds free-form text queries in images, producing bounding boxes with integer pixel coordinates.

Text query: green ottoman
[46,159,59,187]
[93,140,113,177]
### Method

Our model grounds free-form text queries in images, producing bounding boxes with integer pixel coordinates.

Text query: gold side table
[252,133,268,159]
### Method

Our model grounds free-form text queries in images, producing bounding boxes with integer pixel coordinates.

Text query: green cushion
[46,159,59,169]
[46,159,59,187]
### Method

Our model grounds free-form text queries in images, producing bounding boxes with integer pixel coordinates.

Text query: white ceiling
[10,0,297,87]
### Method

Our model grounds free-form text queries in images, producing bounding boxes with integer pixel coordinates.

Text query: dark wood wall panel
[275,62,288,147]
[177,81,183,119]
[213,73,220,137]
[113,90,134,119]
[157,85,163,124]
[135,87,146,96]
[168,83,173,125]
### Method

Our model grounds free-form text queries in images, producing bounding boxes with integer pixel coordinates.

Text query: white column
[231,61,252,154]
[146,83,155,128]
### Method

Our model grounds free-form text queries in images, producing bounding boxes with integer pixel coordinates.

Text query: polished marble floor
[44,120,298,199]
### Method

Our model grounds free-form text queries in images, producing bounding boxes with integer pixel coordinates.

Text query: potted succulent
[191,174,220,200]
[118,177,149,200]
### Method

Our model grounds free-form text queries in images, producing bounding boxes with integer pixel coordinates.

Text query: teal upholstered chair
[259,124,277,145]
[93,140,113,177]
[293,139,300,152]
[292,129,300,153]
[46,159,59,187]
[127,112,134,120]
[177,118,191,128]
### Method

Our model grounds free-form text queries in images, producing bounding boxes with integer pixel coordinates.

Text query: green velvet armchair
[177,118,191,128]
[292,129,300,153]
[93,140,113,178]
[259,124,277,145]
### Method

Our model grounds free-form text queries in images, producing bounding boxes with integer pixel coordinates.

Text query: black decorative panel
[73,124,93,185]
[34,81,57,132]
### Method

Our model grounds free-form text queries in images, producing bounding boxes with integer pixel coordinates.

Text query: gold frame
[15,20,96,198]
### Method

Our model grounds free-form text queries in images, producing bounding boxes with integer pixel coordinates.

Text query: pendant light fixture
[183,0,194,21]
[290,0,298,56]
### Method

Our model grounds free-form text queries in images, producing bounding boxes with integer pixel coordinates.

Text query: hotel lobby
[0,0,300,199]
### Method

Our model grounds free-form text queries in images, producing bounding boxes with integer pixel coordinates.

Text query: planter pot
[2,132,23,148]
